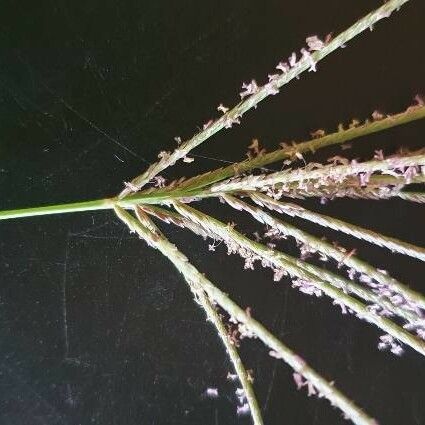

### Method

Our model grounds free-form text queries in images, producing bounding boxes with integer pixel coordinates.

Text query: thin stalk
[119,0,412,197]
[172,202,425,356]
[0,198,114,221]
[134,206,264,425]
[114,204,378,425]
[223,194,422,323]
[252,193,425,262]
[137,204,213,240]
[195,290,264,425]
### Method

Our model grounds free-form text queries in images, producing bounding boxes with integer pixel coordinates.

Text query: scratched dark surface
[0,1,425,424]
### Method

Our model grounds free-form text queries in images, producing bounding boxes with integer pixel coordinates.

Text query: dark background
[0,1,424,424]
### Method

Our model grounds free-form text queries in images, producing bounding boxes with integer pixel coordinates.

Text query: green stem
[0,198,113,221]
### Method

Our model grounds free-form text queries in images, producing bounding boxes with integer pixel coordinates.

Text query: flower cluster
[210,149,424,204]
[293,373,322,397]
[235,388,250,417]
[377,334,404,356]
[235,35,328,106]
[292,278,323,297]
[359,272,424,318]
[403,322,425,341]
[239,80,259,99]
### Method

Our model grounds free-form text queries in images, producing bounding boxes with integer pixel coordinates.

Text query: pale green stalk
[172,202,425,356]
[0,198,114,221]
[252,193,425,262]
[137,204,213,240]
[119,0,412,198]
[223,194,423,323]
[114,204,378,425]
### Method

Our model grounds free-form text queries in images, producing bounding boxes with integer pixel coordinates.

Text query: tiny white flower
[268,73,280,81]
[203,119,214,130]
[372,110,384,121]
[276,62,289,73]
[217,103,229,114]
[288,52,297,67]
[293,372,305,390]
[236,403,250,416]
[157,150,170,159]
[152,175,167,188]
[224,115,241,128]
[205,388,219,398]
[390,345,404,356]
[239,80,259,99]
[269,350,282,359]
[265,82,279,96]
[414,94,424,106]
[306,35,324,51]
[301,48,316,72]
[310,129,325,139]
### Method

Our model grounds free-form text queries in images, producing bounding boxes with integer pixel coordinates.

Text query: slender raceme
[172,201,425,356]
[210,154,425,194]
[251,193,425,262]
[223,194,424,322]
[114,205,378,425]
[133,206,264,425]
